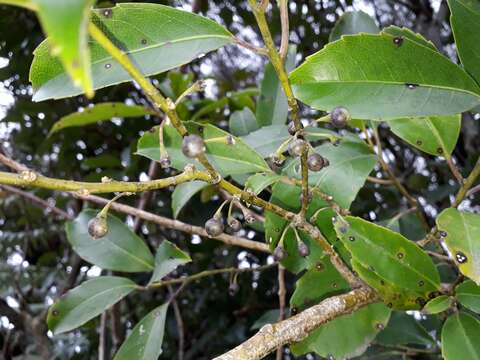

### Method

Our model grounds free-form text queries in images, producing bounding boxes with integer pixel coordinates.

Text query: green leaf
[436,208,480,284]
[137,122,270,176]
[290,256,349,312]
[66,210,155,272]
[256,46,296,127]
[292,303,391,359]
[387,115,461,156]
[448,0,480,85]
[244,173,283,195]
[229,107,259,136]
[171,181,209,218]
[456,280,480,313]
[3,0,95,97]
[442,312,480,360]
[381,26,437,51]
[49,102,152,136]
[290,33,480,119]
[335,217,441,301]
[114,303,168,360]
[376,312,434,346]
[47,276,136,334]
[30,3,233,101]
[149,241,191,284]
[250,309,280,330]
[285,135,377,208]
[329,11,379,42]
[242,125,289,157]
[423,295,453,314]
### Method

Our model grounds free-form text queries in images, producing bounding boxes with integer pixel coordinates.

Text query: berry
[205,217,224,237]
[288,139,307,157]
[273,245,287,261]
[330,107,351,128]
[287,121,303,136]
[307,153,327,172]
[182,134,205,158]
[88,216,108,239]
[228,218,242,232]
[160,156,171,169]
[244,213,256,224]
[298,241,310,257]
[228,283,240,296]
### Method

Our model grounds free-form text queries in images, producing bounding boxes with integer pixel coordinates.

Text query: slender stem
[366,176,395,185]
[444,153,464,185]
[453,156,480,207]
[279,0,289,60]
[233,37,268,56]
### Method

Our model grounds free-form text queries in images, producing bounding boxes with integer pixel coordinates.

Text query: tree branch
[213,287,378,360]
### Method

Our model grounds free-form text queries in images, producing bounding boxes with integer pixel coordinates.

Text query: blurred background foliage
[0,0,479,359]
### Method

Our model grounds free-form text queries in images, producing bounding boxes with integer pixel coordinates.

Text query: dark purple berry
[87,216,108,239]
[288,139,307,157]
[307,153,327,172]
[273,245,287,261]
[288,121,302,135]
[228,218,242,232]
[330,107,351,128]
[160,156,171,169]
[228,282,240,296]
[298,241,310,257]
[205,217,224,237]
[182,134,205,158]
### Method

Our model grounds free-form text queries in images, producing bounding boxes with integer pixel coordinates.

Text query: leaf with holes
[292,303,391,359]
[113,303,168,360]
[448,0,480,85]
[456,280,480,313]
[290,33,480,119]
[329,11,379,42]
[149,241,191,284]
[30,3,233,101]
[66,210,155,272]
[49,102,152,136]
[436,208,480,284]
[387,115,461,156]
[229,107,259,136]
[335,216,441,302]
[442,312,480,360]
[171,181,210,219]
[47,276,136,334]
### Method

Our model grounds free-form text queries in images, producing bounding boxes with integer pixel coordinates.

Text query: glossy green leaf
[376,312,434,346]
[290,256,349,312]
[381,26,437,51]
[448,0,480,84]
[290,33,480,119]
[30,3,233,101]
[47,276,136,334]
[256,46,296,127]
[49,102,152,136]
[423,295,453,314]
[329,11,379,42]
[114,303,168,360]
[335,217,441,299]
[442,312,480,360]
[285,135,377,208]
[242,125,290,157]
[3,0,95,97]
[456,280,480,313]
[66,210,154,272]
[171,181,209,218]
[436,208,480,284]
[149,241,191,284]
[229,107,259,136]
[292,303,391,359]
[244,173,283,195]
[137,122,270,176]
[387,115,461,156]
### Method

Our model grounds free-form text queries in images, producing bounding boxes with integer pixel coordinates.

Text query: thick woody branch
[213,287,378,360]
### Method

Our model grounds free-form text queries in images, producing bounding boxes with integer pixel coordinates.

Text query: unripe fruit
[298,241,310,257]
[269,154,285,167]
[307,153,327,172]
[88,216,108,239]
[330,107,351,128]
[228,218,242,232]
[287,121,303,136]
[288,138,307,157]
[205,217,224,237]
[160,156,171,169]
[273,245,287,261]
[228,282,240,296]
[244,213,256,224]
[182,134,205,158]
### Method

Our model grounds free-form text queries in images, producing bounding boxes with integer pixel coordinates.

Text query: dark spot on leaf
[397,252,404,260]
[376,323,385,330]
[416,140,423,146]
[332,216,337,223]
[102,9,113,18]
[393,37,404,47]
[316,262,325,271]
[437,147,444,154]
[348,236,355,242]
[291,307,298,315]
[439,230,447,237]
[405,83,418,90]
[429,291,439,299]
[456,251,468,264]
[274,228,280,233]
[52,310,59,316]
[332,282,338,288]
[339,225,348,234]
[327,354,335,360]
[416,297,426,307]
[380,280,385,286]
[141,38,147,45]
[369,265,375,272]
[387,302,393,308]
[105,63,112,69]
[418,280,425,287]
